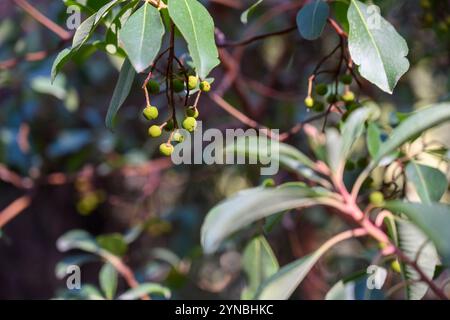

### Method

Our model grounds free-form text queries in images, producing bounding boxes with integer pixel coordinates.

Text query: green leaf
[168,0,219,79]
[105,59,136,129]
[119,3,165,73]
[241,236,279,299]
[72,13,96,50]
[99,263,118,300]
[385,201,450,265]
[396,219,439,300]
[51,48,74,83]
[325,280,348,300]
[55,254,96,279]
[96,233,128,257]
[117,283,171,300]
[201,184,331,254]
[366,122,381,158]
[347,0,409,93]
[367,103,450,171]
[296,0,330,40]
[405,162,447,204]
[56,230,100,253]
[241,0,263,24]
[255,232,352,300]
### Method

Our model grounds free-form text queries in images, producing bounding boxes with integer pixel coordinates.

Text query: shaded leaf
[296,0,330,40]
[51,48,74,83]
[405,162,447,204]
[348,0,409,93]
[117,283,171,300]
[96,233,128,257]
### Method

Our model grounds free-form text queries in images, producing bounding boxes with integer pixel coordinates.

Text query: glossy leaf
[405,162,447,204]
[241,236,279,299]
[201,184,331,254]
[241,0,263,24]
[386,201,450,265]
[119,3,165,73]
[105,59,136,129]
[396,219,439,300]
[99,263,118,300]
[296,0,330,40]
[348,0,409,93]
[168,0,219,79]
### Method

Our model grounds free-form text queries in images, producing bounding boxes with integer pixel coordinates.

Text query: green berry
[172,131,185,143]
[312,101,325,112]
[186,106,199,118]
[262,178,276,187]
[182,117,197,132]
[369,191,385,206]
[147,80,160,94]
[148,125,162,137]
[164,119,174,131]
[327,94,338,104]
[172,79,185,93]
[304,97,314,108]
[315,83,328,96]
[342,91,355,103]
[340,74,353,85]
[143,106,159,120]
[391,260,402,273]
[199,81,211,92]
[159,143,174,156]
[188,76,198,90]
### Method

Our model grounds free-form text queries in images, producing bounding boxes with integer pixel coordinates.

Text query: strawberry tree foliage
[43,0,450,300]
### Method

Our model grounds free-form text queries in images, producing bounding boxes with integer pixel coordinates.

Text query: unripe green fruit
[186,106,199,118]
[304,97,314,108]
[147,80,160,94]
[143,106,159,120]
[340,74,353,85]
[369,191,385,206]
[148,125,162,137]
[188,76,198,90]
[262,178,276,187]
[312,101,325,112]
[199,81,211,92]
[172,79,185,93]
[391,260,401,273]
[342,91,355,103]
[159,143,174,156]
[182,117,197,132]
[164,119,175,131]
[327,94,338,104]
[315,84,328,96]
[172,132,185,143]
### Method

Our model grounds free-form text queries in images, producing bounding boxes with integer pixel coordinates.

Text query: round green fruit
[172,79,185,93]
[147,80,160,94]
[315,83,328,96]
[304,97,314,108]
[327,94,338,104]
[342,91,355,103]
[369,191,385,206]
[391,260,401,273]
[313,101,325,112]
[188,76,198,90]
[340,74,353,85]
[182,117,197,132]
[159,143,174,156]
[148,125,162,137]
[199,81,211,92]
[143,106,159,120]
[186,106,199,118]
[172,132,185,143]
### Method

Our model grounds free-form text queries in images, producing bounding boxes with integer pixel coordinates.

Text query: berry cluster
[142,74,211,157]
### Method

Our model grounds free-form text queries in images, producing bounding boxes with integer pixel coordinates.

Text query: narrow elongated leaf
[255,231,354,300]
[241,236,279,299]
[296,0,330,40]
[396,219,439,300]
[367,122,381,157]
[367,103,450,171]
[117,283,171,300]
[119,3,165,73]
[168,0,219,79]
[99,263,118,300]
[56,230,100,253]
[51,48,74,83]
[201,184,331,254]
[105,59,136,129]
[405,162,447,204]
[241,0,263,24]
[386,201,450,265]
[348,0,409,93]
